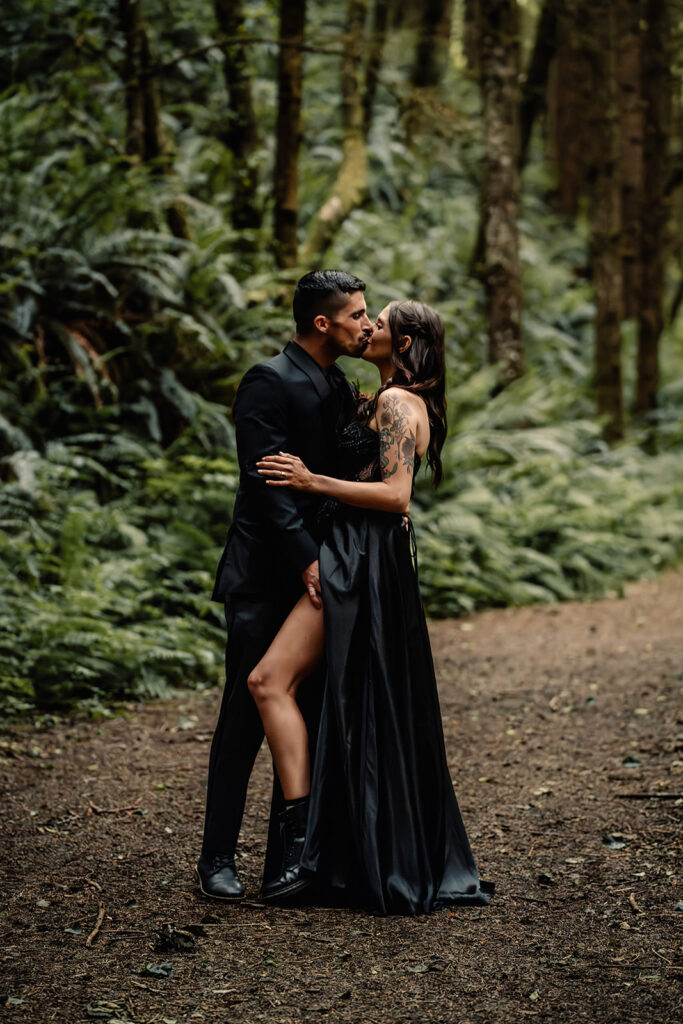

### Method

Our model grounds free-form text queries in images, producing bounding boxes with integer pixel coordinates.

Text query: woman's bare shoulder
[377,386,421,412]
[377,387,428,425]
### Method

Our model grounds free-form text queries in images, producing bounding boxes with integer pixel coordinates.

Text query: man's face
[321,292,373,358]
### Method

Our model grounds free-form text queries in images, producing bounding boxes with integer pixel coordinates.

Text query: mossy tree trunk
[617,0,644,320]
[273,0,307,268]
[303,0,369,264]
[410,0,454,89]
[118,0,190,239]
[479,0,523,385]
[463,0,480,73]
[549,0,592,215]
[470,0,553,278]
[518,0,556,170]
[214,0,261,232]
[363,0,392,136]
[635,0,671,418]
[586,1,624,442]
[119,0,147,160]
[403,0,453,143]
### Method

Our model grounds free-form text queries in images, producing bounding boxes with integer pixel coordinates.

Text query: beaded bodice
[336,420,422,483]
[337,421,383,481]
[316,421,421,526]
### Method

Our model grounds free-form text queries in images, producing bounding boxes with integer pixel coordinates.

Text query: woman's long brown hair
[365,300,448,487]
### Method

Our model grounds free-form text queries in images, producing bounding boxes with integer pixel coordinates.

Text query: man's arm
[257,388,419,515]
[233,364,320,602]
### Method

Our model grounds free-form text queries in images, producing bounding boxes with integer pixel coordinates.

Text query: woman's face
[362,303,394,365]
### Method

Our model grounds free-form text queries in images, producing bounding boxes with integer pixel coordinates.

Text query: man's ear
[313,314,329,334]
[398,335,412,353]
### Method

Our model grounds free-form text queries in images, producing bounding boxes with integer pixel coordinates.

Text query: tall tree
[303,0,369,263]
[119,0,162,162]
[518,0,557,170]
[469,0,555,277]
[478,0,523,384]
[616,0,644,320]
[410,0,454,89]
[586,1,624,441]
[118,0,190,239]
[363,0,392,135]
[273,0,307,268]
[214,0,261,232]
[549,0,593,215]
[463,0,480,73]
[635,0,671,417]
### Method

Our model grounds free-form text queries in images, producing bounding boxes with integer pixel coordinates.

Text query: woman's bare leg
[247,594,324,800]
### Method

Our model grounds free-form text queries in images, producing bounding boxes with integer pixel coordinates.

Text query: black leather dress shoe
[196,853,245,901]
[261,798,312,903]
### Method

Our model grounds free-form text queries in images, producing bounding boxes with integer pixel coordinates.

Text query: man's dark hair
[293,269,366,335]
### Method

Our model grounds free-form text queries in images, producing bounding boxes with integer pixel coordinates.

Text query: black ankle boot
[196,852,245,901]
[261,797,311,902]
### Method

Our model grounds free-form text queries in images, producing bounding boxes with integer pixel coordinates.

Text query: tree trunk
[549,0,593,215]
[119,0,150,160]
[519,0,556,170]
[213,0,261,231]
[273,0,307,268]
[302,0,369,264]
[617,0,644,319]
[119,0,191,239]
[363,0,392,136]
[586,2,624,442]
[635,0,671,417]
[411,0,454,89]
[463,0,480,73]
[402,0,453,143]
[469,0,554,274]
[479,0,523,385]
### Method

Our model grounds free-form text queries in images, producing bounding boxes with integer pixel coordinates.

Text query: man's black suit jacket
[212,341,354,604]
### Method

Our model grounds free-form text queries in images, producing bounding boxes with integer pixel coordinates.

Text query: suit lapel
[283,341,331,402]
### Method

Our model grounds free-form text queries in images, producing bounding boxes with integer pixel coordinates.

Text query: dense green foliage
[1,0,682,715]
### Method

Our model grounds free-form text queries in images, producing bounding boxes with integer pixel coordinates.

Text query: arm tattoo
[378,393,416,481]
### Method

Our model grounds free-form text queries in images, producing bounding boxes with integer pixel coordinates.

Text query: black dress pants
[201,592,322,881]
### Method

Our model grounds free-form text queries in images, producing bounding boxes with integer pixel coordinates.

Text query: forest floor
[1,572,682,1024]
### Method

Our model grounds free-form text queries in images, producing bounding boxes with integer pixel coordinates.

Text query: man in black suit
[197,269,373,900]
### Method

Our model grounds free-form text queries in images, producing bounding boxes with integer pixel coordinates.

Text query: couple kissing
[197,269,493,916]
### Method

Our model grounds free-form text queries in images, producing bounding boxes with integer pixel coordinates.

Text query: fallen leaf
[603,834,627,850]
[142,963,173,978]
[154,924,196,953]
[86,1003,121,1019]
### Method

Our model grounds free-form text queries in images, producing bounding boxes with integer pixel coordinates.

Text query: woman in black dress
[250,300,493,914]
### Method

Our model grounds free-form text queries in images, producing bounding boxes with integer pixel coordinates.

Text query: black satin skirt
[302,508,494,915]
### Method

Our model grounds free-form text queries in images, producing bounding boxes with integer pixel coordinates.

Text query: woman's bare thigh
[257,593,324,691]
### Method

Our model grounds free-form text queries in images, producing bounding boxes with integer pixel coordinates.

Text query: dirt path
[1,573,682,1023]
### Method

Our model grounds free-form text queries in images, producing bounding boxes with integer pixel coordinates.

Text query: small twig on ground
[84,877,102,891]
[629,892,644,914]
[614,793,683,800]
[86,901,106,947]
[88,800,143,814]
[511,895,588,904]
